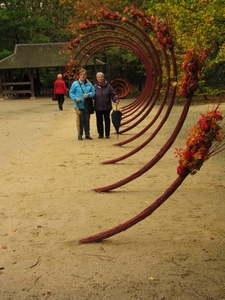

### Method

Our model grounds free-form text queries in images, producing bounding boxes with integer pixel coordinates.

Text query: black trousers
[56,94,65,108]
[96,110,111,137]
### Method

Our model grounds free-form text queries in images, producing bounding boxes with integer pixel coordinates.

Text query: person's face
[79,72,87,81]
[97,75,104,84]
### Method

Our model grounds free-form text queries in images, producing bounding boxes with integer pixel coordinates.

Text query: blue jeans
[79,110,90,137]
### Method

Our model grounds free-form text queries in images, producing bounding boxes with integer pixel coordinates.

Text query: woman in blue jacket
[94,72,119,139]
[69,68,95,140]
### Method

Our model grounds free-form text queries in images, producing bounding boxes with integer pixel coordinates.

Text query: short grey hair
[96,72,105,78]
[57,74,62,78]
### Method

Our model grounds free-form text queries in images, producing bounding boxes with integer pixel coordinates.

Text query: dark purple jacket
[94,80,119,111]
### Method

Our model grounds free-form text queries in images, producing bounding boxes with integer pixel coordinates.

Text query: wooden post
[29,68,36,99]
[0,75,3,100]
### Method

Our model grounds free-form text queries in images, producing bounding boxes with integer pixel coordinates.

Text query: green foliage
[0,0,224,92]
[0,49,12,60]
[203,60,225,89]
[143,0,225,50]
[142,0,225,92]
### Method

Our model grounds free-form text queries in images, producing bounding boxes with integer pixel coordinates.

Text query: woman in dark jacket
[94,72,119,138]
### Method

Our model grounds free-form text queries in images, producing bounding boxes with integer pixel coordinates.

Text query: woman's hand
[75,107,81,115]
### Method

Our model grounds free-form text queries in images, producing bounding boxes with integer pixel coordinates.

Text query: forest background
[0,0,224,98]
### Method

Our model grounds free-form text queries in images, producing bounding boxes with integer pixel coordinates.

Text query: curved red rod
[119,47,171,128]
[83,43,148,75]
[93,96,192,192]
[110,35,163,129]
[79,41,153,109]
[71,22,172,143]
[76,40,156,128]
[118,62,162,128]
[82,42,148,74]
[73,28,157,119]
[80,172,189,243]
[119,18,163,112]
[118,59,159,119]
[71,21,161,113]
[68,22,174,146]
[72,23,155,64]
[74,33,159,125]
[79,36,148,72]
[102,50,175,164]
[118,79,162,133]
[102,86,176,164]
[81,42,176,169]
[114,47,177,145]
[72,32,155,120]
[119,73,158,125]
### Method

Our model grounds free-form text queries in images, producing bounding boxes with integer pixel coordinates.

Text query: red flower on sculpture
[178,49,208,98]
[198,118,210,131]
[175,105,224,177]
[63,59,77,79]
[123,6,174,49]
[78,20,98,31]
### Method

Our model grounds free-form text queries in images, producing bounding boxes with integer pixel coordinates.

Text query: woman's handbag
[86,97,94,114]
[78,82,94,114]
[52,93,57,101]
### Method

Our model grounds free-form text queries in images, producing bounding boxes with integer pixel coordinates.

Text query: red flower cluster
[69,7,173,50]
[178,49,207,97]
[124,5,153,29]
[123,6,174,49]
[153,20,174,49]
[175,106,224,177]
[78,20,98,31]
[67,37,82,51]
[63,59,77,80]
[93,8,122,21]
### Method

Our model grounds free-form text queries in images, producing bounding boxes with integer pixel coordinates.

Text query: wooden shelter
[0,43,105,100]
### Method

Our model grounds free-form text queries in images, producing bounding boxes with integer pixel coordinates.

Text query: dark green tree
[0,0,74,59]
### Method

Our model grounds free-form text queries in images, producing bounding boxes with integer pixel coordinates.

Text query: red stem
[80,173,189,243]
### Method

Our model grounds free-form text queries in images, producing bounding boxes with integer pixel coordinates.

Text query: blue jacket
[94,80,119,111]
[69,79,95,110]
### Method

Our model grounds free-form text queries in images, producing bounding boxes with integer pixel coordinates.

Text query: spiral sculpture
[65,7,214,243]
[109,77,131,99]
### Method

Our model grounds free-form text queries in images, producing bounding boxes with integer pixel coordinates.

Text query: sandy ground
[0,97,224,300]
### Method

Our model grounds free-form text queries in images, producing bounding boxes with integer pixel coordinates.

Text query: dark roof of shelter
[0,43,105,69]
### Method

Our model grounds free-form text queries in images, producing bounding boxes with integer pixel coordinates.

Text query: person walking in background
[54,74,68,110]
[94,72,119,139]
[69,68,95,140]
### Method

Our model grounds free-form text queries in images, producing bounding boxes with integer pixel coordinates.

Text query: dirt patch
[0,98,224,299]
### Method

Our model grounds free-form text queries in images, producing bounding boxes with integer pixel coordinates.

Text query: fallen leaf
[147,276,158,281]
